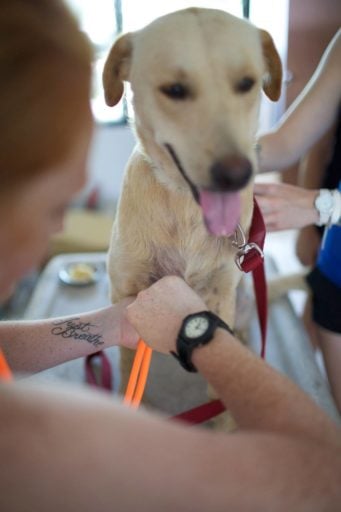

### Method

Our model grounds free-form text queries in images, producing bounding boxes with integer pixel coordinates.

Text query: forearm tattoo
[51,318,104,347]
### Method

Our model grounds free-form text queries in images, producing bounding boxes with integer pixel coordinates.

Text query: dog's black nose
[210,155,252,191]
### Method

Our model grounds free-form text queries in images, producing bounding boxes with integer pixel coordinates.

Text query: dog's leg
[110,289,136,397]
[206,294,239,432]
[108,248,154,397]
[194,272,241,432]
[111,278,144,397]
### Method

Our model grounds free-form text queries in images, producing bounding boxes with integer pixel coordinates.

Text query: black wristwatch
[171,311,234,372]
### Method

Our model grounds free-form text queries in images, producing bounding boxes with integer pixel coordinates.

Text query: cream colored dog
[103,8,282,399]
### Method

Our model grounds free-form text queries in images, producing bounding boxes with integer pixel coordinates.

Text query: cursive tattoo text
[51,318,104,347]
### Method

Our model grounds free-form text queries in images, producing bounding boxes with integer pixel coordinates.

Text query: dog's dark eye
[235,77,255,93]
[160,83,189,100]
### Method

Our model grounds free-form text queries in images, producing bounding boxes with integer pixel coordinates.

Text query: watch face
[184,315,209,339]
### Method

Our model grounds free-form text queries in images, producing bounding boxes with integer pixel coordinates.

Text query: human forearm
[258,103,336,172]
[127,277,340,444]
[193,330,341,443]
[1,382,340,512]
[259,119,335,177]
[0,302,137,374]
[258,30,341,173]
[257,130,299,172]
[257,107,334,174]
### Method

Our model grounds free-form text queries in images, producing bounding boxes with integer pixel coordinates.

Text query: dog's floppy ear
[103,33,133,106]
[259,29,282,101]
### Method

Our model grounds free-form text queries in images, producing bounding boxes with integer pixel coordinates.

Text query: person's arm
[0,301,138,374]
[1,276,341,512]
[192,330,340,440]
[1,380,340,512]
[254,181,341,231]
[255,121,340,233]
[126,276,341,444]
[258,29,341,172]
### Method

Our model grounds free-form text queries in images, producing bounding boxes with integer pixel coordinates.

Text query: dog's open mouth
[199,189,240,237]
[165,143,241,237]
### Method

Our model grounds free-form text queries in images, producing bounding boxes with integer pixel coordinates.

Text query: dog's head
[103,8,282,236]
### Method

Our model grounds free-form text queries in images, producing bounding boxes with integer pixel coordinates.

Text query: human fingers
[254,182,285,197]
[130,276,206,317]
[254,182,295,198]
[126,276,207,353]
[256,195,280,215]
[260,212,282,232]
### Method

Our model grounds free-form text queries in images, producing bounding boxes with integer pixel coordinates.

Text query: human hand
[126,276,207,354]
[254,182,319,231]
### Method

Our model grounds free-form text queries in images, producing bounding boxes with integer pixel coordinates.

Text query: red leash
[238,198,267,358]
[85,351,112,391]
[172,198,267,424]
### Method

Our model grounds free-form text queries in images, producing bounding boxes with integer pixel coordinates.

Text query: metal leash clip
[231,224,264,271]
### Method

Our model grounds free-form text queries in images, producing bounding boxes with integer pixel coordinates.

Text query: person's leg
[316,326,341,413]
[302,295,320,349]
[305,267,341,412]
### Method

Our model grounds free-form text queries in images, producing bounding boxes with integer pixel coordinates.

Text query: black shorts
[306,267,341,334]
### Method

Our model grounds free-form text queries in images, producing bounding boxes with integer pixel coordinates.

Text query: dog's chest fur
[108,151,245,320]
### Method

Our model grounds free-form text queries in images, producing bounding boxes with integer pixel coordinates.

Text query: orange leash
[124,339,152,407]
[0,350,13,382]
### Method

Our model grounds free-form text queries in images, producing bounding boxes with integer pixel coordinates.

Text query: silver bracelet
[330,189,341,225]
[314,189,341,226]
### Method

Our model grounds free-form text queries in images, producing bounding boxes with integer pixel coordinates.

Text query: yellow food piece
[68,263,95,282]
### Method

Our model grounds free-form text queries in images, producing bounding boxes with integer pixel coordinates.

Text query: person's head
[0,0,94,301]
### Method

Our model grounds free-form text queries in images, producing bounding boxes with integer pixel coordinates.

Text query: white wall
[83,122,136,207]
[250,0,290,132]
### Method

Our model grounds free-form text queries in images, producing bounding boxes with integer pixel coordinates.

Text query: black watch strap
[171,311,234,373]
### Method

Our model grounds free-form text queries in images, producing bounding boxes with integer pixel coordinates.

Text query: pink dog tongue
[199,190,241,236]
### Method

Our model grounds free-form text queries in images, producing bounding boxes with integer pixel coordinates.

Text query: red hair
[0,0,93,192]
